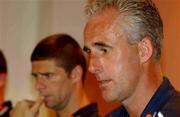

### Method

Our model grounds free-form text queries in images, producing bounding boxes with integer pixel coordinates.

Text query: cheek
[108,49,140,79]
[116,53,141,88]
[49,80,64,93]
[54,79,73,96]
[101,53,124,76]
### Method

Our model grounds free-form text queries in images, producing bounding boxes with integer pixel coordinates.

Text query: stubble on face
[32,60,74,111]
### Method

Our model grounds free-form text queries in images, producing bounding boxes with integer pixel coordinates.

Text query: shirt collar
[72,103,98,117]
[141,77,175,116]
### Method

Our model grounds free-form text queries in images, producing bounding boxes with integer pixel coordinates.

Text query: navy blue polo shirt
[72,103,100,117]
[106,77,180,117]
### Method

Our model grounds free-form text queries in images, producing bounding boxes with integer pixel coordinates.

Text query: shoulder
[105,106,128,117]
[73,103,100,117]
[160,90,180,116]
[0,100,12,117]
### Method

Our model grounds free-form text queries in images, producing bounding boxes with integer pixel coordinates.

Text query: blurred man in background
[0,50,12,117]
[11,34,99,117]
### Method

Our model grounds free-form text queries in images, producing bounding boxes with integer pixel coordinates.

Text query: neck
[56,83,90,117]
[122,61,163,117]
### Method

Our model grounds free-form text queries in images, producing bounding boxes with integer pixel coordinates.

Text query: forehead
[32,59,56,66]
[84,7,123,45]
[32,60,60,71]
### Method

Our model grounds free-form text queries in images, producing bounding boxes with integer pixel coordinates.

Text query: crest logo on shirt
[146,111,164,117]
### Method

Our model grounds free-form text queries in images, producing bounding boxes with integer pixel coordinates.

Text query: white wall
[0,0,40,103]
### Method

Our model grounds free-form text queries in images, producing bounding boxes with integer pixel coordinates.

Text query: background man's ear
[138,37,153,64]
[70,65,83,83]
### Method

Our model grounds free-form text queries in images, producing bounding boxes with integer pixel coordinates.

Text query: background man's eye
[32,74,38,79]
[83,47,91,53]
[45,74,53,78]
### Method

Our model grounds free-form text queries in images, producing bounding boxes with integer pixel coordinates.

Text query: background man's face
[32,60,74,110]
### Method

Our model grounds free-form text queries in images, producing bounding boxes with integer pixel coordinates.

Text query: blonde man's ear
[138,37,153,64]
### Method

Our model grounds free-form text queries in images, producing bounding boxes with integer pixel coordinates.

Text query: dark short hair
[31,34,87,82]
[0,50,7,73]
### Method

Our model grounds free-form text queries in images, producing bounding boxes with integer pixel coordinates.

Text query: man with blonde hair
[83,0,180,116]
